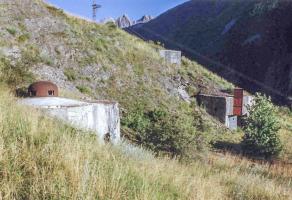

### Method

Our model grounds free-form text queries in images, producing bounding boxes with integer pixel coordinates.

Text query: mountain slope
[128,0,292,105]
[0,0,236,155]
[0,0,232,104]
[0,1,292,199]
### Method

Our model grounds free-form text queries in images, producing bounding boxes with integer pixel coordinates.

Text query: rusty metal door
[233,88,243,116]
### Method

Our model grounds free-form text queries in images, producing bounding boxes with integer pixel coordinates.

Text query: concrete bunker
[28,81,58,97]
[197,88,253,130]
[21,82,120,144]
[159,49,182,66]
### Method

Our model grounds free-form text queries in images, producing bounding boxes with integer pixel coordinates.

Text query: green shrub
[122,104,204,158]
[0,57,34,89]
[76,85,91,94]
[18,33,30,43]
[95,38,107,51]
[21,45,41,65]
[106,21,117,30]
[6,27,17,36]
[64,68,77,81]
[242,93,282,158]
[40,53,54,66]
[122,105,151,134]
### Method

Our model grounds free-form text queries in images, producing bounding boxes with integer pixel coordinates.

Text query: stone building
[197,88,253,130]
[21,81,120,143]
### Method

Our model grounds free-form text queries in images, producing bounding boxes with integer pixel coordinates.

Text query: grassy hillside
[0,86,291,200]
[0,0,232,101]
[0,1,292,199]
[0,0,236,156]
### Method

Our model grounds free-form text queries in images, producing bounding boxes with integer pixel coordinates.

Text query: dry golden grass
[0,85,291,199]
[277,107,292,161]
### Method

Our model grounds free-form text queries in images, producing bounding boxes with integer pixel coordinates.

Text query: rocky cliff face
[135,15,153,24]
[115,14,153,28]
[128,0,292,105]
[115,14,133,28]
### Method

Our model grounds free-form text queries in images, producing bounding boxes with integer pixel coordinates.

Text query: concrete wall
[48,103,120,143]
[225,96,234,116]
[159,50,181,65]
[242,95,254,115]
[197,94,235,128]
[20,97,120,144]
[226,115,237,130]
[197,95,228,124]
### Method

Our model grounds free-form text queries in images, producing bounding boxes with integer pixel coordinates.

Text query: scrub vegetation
[0,0,292,199]
[0,86,291,200]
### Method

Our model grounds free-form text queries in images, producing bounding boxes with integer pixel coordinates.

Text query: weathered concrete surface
[159,50,181,65]
[20,97,120,143]
[242,95,254,115]
[197,93,254,129]
[227,115,237,130]
[197,94,233,126]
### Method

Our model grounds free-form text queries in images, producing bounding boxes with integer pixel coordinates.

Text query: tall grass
[0,85,291,199]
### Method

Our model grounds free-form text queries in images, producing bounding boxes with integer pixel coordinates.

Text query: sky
[45,0,188,21]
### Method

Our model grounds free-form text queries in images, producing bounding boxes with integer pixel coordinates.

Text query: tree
[242,93,282,158]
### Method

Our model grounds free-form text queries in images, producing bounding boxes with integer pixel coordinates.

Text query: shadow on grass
[212,141,292,165]
[212,141,243,155]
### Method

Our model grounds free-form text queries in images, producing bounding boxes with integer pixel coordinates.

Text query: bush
[0,57,34,89]
[18,33,30,43]
[122,104,204,158]
[76,85,91,94]
[106,21,117,30]
[40,52,54,66]
[242,93,282,158]
[6,27,17,36]
[21,45,41,65]
[64,68,77,81]
[95,38,107,51]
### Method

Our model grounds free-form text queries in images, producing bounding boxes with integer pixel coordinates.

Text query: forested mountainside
[129,0,292,105]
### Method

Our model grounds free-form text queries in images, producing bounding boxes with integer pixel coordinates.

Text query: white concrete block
[20,97,120,144]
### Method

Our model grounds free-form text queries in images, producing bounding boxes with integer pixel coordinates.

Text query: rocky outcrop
[115,14,153,28]
[115,14,133,28]
[135,15,153,24]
